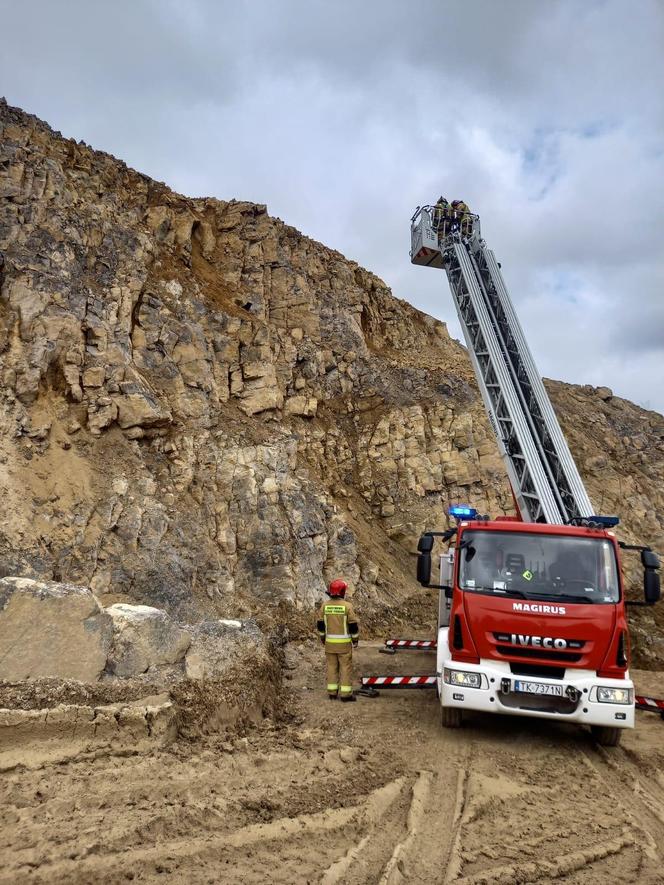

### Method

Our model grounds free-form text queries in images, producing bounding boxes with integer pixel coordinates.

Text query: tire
[591,725,622,747]
[441,704,462,729]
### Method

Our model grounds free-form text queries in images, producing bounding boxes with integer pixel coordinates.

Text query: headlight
[596,686,633,705]
[444,668,482,689]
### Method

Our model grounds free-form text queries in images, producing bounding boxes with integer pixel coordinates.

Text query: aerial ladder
[409,204,593,525]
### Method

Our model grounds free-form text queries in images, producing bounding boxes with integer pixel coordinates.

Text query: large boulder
[106,604,191,677]
[184,618,261,680]
[0,577,112,681]
[596,386,614,401]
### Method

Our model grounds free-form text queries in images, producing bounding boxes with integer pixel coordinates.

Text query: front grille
[498,691,579,715]
[496,645,582,663]
[493,633,585,650]
[510,663,566,679]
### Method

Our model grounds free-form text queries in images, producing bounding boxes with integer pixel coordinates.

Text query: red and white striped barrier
[361,675,437,688]
[635,695,664,714]
[385,639,437,650]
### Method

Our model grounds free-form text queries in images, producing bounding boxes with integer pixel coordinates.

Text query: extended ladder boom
[411,206,593,524]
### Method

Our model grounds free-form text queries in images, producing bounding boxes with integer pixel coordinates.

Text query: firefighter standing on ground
[316,579,359,702]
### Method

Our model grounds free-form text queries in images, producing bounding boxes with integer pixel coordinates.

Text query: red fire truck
[408,204,660,746]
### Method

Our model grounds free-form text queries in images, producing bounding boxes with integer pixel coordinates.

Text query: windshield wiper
[555,594,596,604]
[463,585,527,598]
[488,588,527,599]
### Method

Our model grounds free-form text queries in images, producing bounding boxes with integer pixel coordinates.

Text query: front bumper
[439,658,635,728]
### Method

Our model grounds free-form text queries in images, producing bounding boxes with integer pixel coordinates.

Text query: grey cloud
[1,0,662,411]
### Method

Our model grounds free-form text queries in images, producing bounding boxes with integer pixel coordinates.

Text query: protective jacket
[316,598,359,651]
[433,199,449,228]
[454,201,472,235]
[316,597,360,698]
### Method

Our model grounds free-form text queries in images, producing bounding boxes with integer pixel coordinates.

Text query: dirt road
[3,642,664,884]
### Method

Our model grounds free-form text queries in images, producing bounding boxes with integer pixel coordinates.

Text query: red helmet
[327,579,348,597]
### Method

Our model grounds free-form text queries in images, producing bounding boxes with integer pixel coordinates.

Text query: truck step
[384,639,437,650]
[361,675,437,689]
[636,695,664,719]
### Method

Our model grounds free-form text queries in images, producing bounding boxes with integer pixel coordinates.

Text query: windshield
[457,530,620,604]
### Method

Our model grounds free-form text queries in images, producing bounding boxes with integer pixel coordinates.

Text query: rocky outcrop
[0,97,506,621]
[1,99,663,659]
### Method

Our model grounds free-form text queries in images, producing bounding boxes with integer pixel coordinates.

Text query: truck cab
[417,512,660,745]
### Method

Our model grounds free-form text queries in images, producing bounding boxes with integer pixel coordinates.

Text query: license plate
[513,680,563,697]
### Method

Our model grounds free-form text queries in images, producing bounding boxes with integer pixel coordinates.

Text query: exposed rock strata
[1,98,663,661]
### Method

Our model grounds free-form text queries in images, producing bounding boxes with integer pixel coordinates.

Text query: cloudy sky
[2,0,663,412]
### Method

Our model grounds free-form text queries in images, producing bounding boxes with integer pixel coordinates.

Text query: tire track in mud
[455,830,637,885]
[378,769,434,884]
[578,743,664,872]
[1,737,407,884]
[11,779,411,885]
[3,644,664,884]
[319,777,407,884]
[373,721,473,884]
[302,647,664,885]
[335,756,467,885]
[436,717,657,884]
[444,755,472,884]
[598,743,664,831]
[3,738,401,875]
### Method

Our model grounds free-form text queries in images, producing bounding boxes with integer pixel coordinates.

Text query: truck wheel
[591,725,622,747]
[441,705,462,728]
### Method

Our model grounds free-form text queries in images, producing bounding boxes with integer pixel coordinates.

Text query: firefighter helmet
[327,579,348,597]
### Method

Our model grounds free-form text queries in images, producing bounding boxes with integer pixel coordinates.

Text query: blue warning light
[590,515,620,528]
[449,505,478,520]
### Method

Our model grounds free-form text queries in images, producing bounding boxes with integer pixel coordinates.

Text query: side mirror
[644,570,661,605]
[417,553,432,587]
[418,534,434,553]
[416,534,434,587]
[642,549,660,570]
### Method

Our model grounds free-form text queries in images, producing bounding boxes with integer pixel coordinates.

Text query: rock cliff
[1,98,663,660]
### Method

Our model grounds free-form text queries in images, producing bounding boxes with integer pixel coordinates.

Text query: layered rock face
[1,99,663,657]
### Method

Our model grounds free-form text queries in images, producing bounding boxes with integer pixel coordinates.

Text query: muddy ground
[2,642,664,884]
